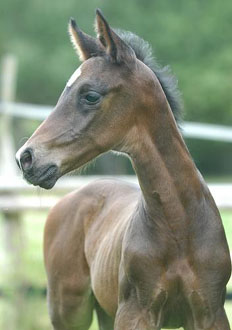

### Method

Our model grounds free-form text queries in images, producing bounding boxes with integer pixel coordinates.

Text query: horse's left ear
[95,9,135,64]
[68,18,101,61]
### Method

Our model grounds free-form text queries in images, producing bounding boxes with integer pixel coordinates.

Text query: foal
[16,10,231,330]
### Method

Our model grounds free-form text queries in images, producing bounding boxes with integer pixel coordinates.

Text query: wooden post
[0,54,24,330]
[0,54,18,176]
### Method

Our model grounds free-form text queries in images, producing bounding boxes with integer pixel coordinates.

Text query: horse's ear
[95,9,135,64]
[68,18,100,61]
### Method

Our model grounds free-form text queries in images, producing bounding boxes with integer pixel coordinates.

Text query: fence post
[0,54,25,330]
[0,54,18,176]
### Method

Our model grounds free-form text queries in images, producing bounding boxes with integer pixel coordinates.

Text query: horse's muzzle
[16,147,59,189]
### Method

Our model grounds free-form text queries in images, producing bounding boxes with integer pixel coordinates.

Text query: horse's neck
[128,106,205,234]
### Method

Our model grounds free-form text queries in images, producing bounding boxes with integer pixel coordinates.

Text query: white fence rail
[1,175,232,210]
[1,101,232,142]
[182,122,232,142]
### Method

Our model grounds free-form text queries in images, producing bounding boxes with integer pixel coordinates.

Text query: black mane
[116,30,182,124]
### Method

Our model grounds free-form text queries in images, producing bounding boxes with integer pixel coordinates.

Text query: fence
[1,100,232,142]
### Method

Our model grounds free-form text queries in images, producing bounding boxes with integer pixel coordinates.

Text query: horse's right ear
[95,9,135,64]
[68,18,100,62]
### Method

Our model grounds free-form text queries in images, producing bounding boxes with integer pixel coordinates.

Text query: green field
[0,209,231,329]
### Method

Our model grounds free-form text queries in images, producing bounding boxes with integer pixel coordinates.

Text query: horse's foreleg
[95,300,114,330]
[44,197,94,330]
[185,307,230,330]
[47,286,94,330]
[208,308,230,330]
[114,300,164,330]
[114,305,151,330]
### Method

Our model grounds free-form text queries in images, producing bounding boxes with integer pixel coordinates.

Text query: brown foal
[16,10,231,330]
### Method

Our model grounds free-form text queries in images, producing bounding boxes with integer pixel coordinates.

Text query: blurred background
[0,0,231,329]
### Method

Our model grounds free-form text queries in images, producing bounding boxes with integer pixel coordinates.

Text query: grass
[0,209,231,329]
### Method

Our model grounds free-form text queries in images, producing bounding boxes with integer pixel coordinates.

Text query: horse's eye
[85,91,101,104]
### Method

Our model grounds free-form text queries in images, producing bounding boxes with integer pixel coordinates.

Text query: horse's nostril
[20,148,33,172]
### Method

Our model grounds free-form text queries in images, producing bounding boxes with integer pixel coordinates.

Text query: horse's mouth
[23,164,59,190]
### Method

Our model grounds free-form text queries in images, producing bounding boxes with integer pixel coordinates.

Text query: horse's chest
[120,220,229,326]
[127,239,231,329]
